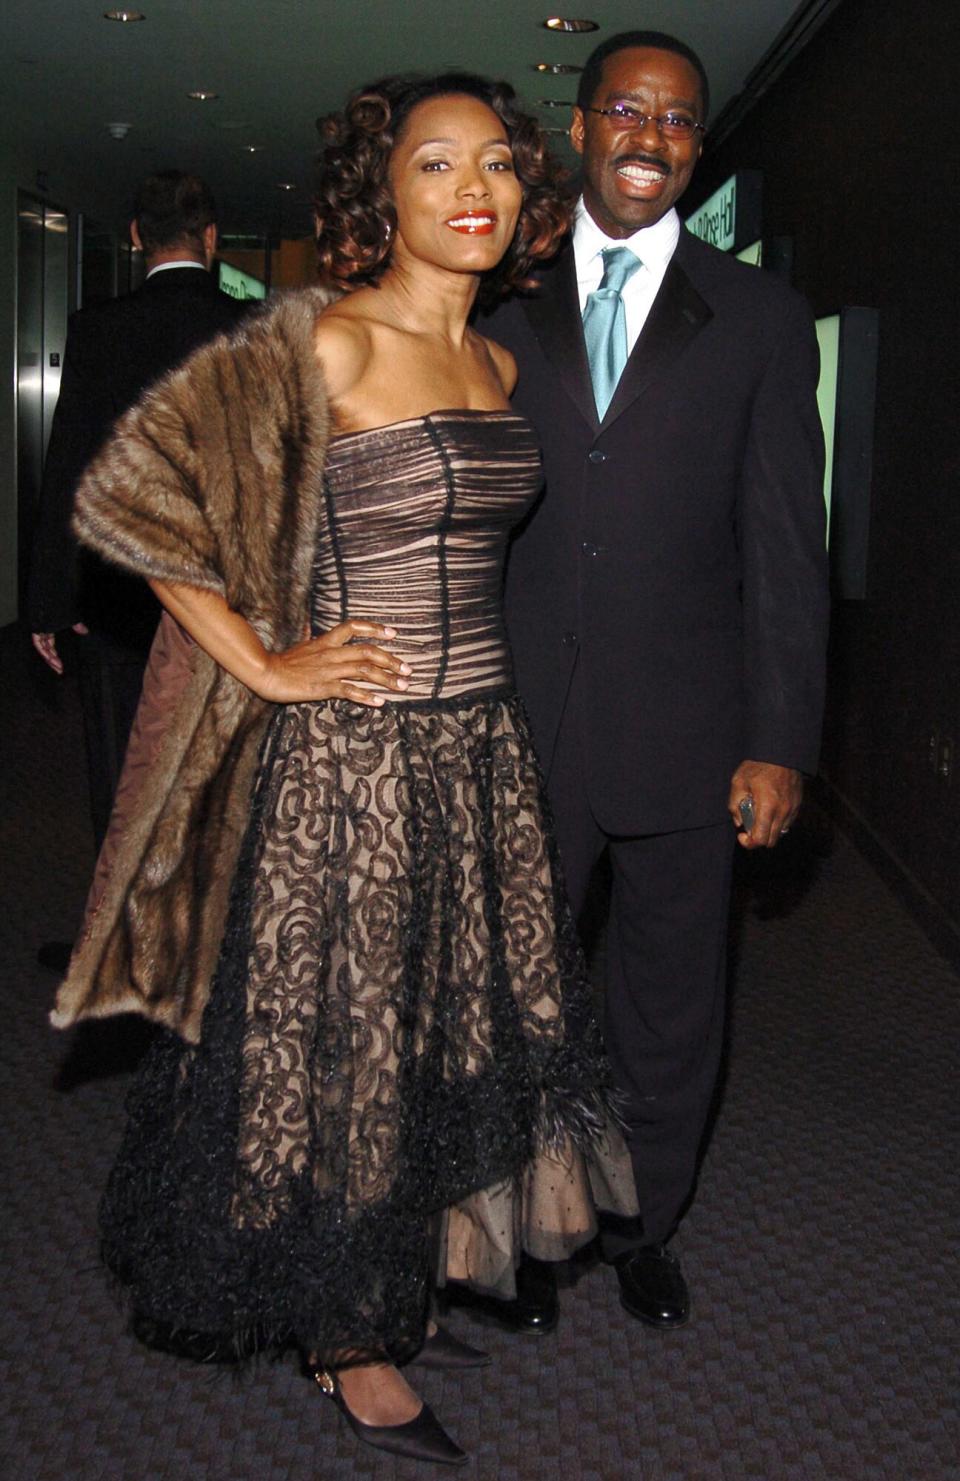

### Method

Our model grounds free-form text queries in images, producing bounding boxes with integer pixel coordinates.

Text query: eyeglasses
[584,104,705,140]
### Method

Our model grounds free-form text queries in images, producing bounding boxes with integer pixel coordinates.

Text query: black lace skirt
[100,692,636,1366]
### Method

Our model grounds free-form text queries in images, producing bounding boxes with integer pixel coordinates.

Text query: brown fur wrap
[50,286,335,1042]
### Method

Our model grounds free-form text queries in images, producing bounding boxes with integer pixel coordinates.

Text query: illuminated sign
[686,177,736,251]
[684,171,762,255]
[218,261,266,301]
[816,309,879,597]
[816,315,840,540]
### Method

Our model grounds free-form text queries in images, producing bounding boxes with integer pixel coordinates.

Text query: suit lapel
[600,247,713,433]
[520,232,714,437]
[521,246,599,433]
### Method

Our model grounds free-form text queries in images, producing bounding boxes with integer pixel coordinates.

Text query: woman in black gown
[91,74,637,1465]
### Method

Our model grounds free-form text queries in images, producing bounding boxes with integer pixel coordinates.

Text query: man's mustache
[611,153,672,176]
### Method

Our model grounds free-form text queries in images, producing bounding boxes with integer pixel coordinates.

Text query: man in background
[486,32,829,1333]
[29,171,246,888]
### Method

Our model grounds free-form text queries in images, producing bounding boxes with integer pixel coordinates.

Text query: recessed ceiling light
[542,127,571,136]
[187,90,218,101]
[539,99,573,108]
[104,9,145,19]
[533,62,582,74]
[542,17,598,31]
[277,182,296,191]
[242,145,261,153]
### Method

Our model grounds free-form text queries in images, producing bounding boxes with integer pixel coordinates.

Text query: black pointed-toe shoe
[512,1254,559,1335]
[614,1244,690,1328]
[409,1324,491,1370]
[311,1366,468,1465]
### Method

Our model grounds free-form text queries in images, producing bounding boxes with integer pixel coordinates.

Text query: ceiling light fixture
[103,9,145,20]
[542,17,598,31]
[242,145,261,153]
[187,90,218,101]
[533,62,582,74]
[277,182,296,191]
[539,99,573,107]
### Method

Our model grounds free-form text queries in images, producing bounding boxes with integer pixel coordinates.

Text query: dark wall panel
[690,0,960,926]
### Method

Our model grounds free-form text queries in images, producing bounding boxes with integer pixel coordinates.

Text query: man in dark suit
[486,32,829,1331]
[29,171,246,859]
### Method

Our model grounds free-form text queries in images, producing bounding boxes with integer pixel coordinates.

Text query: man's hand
[31,623,89,676]
[728,760,803,849]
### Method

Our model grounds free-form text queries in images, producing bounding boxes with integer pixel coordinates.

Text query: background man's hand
[728,760,803,849]
[31,623,89,676]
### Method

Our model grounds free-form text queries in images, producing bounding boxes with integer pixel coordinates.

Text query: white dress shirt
[573,200,680,356]
[146,260,208,279]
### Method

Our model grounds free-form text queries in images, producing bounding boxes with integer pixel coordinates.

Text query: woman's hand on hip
[146,582,410,706]
[259,620,411,705]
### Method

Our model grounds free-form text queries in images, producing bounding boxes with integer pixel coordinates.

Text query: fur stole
[50,286,335,1042]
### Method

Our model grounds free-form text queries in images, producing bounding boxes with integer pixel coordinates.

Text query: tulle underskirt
[100,690,637,1365]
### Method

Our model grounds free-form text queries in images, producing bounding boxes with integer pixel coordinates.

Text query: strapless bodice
[312,410,542,702]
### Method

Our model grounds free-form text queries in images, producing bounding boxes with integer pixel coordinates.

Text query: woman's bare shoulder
[313,302,374,401]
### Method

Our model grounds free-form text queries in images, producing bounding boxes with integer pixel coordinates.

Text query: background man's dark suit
[29,267,244,846]
[486,225,829,1252]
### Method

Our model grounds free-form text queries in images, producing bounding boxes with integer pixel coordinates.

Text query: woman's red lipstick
[445,211,497,235]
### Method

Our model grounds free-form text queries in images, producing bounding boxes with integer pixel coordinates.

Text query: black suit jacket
[28,267,247,651]
[485,228,829,835]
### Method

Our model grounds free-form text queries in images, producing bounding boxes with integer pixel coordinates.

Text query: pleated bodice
[313,410,542,701]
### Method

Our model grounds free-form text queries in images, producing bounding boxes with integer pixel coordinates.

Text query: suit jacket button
[561,631,577,647]
[587,449,607,463]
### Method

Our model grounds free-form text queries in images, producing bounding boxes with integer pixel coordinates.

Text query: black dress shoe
[311,1366,468,1465]
[409,1324,491,1370]
[615,1244,690,1328]
[513,1254,559,1335]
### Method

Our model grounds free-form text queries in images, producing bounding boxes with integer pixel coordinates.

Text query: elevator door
[16,193,69,615]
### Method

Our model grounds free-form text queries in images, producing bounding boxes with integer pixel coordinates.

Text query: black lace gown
[100,410,636,1366]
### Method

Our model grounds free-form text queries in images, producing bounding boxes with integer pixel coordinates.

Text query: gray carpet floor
[1,623,957,1480]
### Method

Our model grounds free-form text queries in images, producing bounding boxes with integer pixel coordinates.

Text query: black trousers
[75,629,148,852]
[545,669,734,1252]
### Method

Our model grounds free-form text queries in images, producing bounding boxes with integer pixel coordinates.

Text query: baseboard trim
[813,775,960,971]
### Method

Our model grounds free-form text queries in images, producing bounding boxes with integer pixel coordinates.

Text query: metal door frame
[15,191,71,614]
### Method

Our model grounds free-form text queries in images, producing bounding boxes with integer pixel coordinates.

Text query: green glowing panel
[815,314,840,542]
[686,177,737,252]
[219,261,266,301]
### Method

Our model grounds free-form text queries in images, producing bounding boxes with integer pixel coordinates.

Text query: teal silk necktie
[582,245,642,419]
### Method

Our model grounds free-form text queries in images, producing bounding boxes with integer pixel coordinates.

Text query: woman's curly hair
[315,73,571,303]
